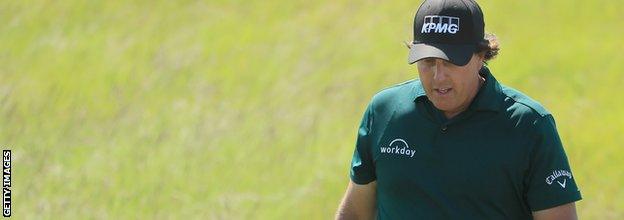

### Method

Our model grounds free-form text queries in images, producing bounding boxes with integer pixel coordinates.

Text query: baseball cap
[408,0,485,66]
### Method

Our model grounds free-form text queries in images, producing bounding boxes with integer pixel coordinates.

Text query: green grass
[1,0,623,219]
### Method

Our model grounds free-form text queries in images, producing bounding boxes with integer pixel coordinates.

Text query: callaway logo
[380,138,416,158]
[545,170,573,188]
[421,15,460,34]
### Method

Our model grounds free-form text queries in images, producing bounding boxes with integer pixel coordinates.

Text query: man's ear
[475,52,486,65]
[477,51,487,62]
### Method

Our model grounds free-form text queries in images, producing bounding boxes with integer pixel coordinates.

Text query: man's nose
[432,60,448,82]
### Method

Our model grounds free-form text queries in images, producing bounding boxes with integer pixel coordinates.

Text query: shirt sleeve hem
[350,174,376,185]
[530,191,582,212]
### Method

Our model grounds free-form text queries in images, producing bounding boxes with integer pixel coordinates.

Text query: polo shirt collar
[413,66,502,112]
[469,66,502,112]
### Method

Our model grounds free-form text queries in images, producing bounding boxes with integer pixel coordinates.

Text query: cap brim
[408,43,476,66]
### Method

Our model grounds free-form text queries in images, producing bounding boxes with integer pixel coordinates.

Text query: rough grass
[1,0,622,219]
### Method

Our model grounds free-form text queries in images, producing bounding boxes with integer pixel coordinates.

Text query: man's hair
[404,33,500,63]
[476,33,500,62]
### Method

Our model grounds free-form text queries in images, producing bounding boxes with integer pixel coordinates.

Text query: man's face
[417,54,485,118]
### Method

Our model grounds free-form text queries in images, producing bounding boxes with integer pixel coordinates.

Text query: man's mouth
[434,88,452,95]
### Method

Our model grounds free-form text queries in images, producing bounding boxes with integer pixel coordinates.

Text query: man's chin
[430,101,455,112]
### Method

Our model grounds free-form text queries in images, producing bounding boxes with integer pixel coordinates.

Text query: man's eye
[423,59,436,65]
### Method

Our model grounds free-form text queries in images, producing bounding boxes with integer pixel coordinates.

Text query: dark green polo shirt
[349,66,582,219]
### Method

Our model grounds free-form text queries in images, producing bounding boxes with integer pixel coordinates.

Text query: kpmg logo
[380,138,416,158]
[421,15,460,34]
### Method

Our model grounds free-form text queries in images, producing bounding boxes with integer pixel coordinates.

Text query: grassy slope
[1,0,622,219]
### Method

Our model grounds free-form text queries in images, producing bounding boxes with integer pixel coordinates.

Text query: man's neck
[442,75,486,119]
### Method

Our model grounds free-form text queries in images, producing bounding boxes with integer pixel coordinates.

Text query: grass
[1,0,623,219]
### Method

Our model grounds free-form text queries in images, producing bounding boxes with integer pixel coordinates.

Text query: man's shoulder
[370,79,420,106]
[499,84,552,119]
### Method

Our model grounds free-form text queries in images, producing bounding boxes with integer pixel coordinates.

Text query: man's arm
[335,180,377,220]
[532,202,578,220]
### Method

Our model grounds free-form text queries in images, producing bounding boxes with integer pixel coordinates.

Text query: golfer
[336,0,582,219]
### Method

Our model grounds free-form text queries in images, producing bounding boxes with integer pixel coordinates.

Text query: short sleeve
[349,102,376,184]
[526,115,582,211]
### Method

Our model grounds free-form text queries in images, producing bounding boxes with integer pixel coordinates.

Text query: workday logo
[380,138,416,158]
[421,15,460,34]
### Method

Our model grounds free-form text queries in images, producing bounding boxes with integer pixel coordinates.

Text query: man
[336,0,582,219]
